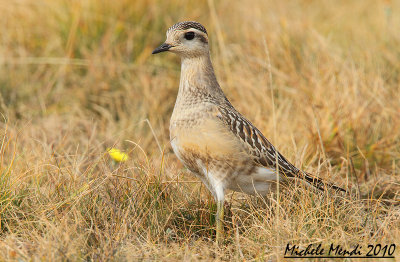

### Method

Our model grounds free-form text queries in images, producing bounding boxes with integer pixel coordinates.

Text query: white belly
[170,137,184,163]
[229,167,278,196]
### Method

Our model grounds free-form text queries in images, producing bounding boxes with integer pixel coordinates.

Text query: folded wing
[217,104,345,192]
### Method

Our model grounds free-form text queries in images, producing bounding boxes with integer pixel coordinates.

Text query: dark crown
[167,21,207,35]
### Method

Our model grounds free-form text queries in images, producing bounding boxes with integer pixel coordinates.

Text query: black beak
[152,43,173,54]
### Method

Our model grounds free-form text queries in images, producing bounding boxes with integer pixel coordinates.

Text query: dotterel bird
[152,21,345,243]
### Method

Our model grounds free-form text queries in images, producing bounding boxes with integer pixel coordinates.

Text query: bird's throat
[179,54,220,95]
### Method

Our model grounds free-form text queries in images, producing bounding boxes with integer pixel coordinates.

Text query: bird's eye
[184,32,195,40]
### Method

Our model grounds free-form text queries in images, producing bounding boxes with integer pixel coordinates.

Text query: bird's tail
[297,171,346,193]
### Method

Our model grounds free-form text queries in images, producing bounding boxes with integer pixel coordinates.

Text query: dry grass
[1,0,400,260]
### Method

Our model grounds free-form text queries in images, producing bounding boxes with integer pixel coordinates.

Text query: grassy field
[1,0,400,260]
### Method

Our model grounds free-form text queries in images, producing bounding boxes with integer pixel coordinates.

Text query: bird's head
[152,21,209,58]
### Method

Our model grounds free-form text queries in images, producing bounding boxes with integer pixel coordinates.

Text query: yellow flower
[107,147,128,162]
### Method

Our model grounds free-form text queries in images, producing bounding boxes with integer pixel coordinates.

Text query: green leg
[216,200,224,244]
